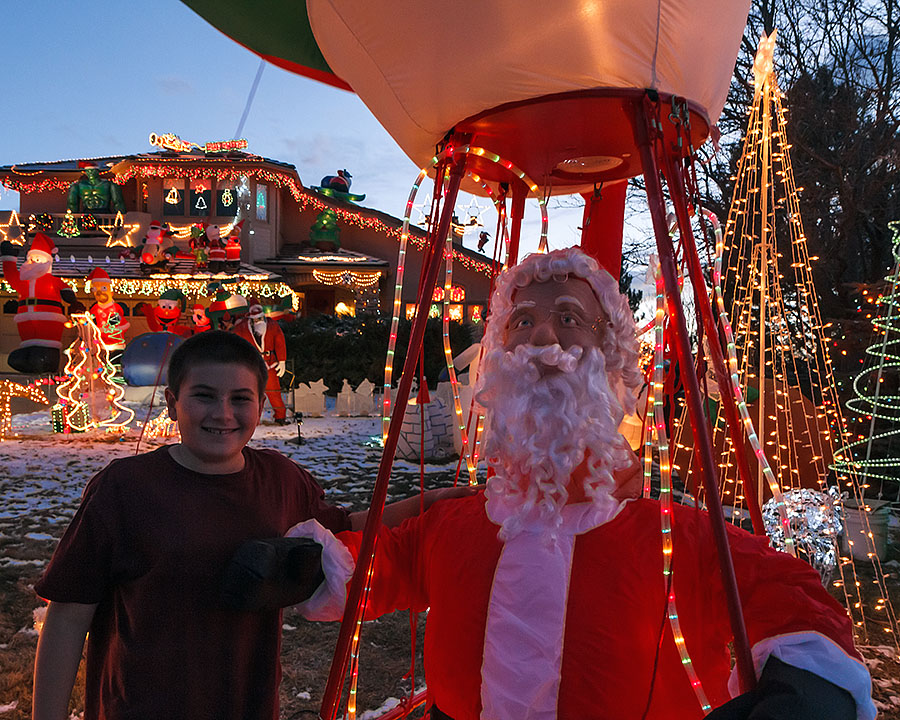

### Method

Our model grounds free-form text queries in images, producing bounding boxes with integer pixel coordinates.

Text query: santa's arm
[715,527,875,720]
[1,241,21,284]
[288,503,437,621]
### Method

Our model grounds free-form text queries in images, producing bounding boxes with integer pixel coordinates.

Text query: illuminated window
[429,303,441,318]
[163,179,184,216]
[405,304,416,320]
[449,304,464,321]
[468,305,484,323]
[189,178,212,217]
[255,184,268,222]
[216,183,238,217]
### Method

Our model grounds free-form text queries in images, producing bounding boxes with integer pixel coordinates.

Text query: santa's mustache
[20,259,52,281]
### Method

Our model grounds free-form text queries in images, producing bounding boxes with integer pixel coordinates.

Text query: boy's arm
[33,601,98,720]
[349,485,479,530]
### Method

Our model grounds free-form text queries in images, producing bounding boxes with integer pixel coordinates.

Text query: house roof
[0,150,297,177]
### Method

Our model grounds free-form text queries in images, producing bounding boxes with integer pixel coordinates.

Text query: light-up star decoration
[752,29,777,96]
[0,379,50,440]
[0,210,25,245]
[101,212,140,248]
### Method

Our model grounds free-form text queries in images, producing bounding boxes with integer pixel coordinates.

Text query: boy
[32,331,445,720]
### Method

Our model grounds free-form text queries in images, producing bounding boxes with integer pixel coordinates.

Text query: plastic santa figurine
[232,297,287,423]
[267,248,873,720]
[86,267,130,362]
[1,233,83,373]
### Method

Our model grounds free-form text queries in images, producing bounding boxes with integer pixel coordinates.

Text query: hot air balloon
[184,2,761,715]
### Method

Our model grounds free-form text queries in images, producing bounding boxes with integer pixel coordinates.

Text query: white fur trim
[19,339,62,349]
[726,631,875,720]
[480,501,625,719]
[15,310,66,322]
[285,519,354,621]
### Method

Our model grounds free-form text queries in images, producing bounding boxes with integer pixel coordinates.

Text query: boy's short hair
[167,330,269,398]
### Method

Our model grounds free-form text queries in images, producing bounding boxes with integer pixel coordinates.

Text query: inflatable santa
[232,297,287,423]
[275,248,873,720]
[1,233,83,373]
[86,267,130,361]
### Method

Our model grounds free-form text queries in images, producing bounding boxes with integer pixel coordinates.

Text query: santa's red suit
[233,317,287,421]
[292,493,873,720]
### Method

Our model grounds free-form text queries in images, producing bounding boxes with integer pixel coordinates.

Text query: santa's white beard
[20,259,52,281]
[476,344,633,539]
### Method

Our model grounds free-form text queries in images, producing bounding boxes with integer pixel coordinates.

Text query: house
[0,136,495,372]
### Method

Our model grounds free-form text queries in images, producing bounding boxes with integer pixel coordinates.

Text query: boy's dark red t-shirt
[36,445,350,720]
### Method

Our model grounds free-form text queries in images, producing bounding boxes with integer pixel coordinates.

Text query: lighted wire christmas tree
[670,32,899,646]
[54,313,134,433]
[836,221,900,498]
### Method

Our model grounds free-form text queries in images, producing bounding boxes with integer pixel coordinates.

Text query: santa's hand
[60,289,85,314]
[1,241,20,258]
[705,657,856,720]
[276,360,286,377]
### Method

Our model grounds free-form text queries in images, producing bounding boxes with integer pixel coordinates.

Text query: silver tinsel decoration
[762,486,843,585]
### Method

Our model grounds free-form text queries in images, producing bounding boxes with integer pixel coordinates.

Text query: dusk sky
[0,1,589,258]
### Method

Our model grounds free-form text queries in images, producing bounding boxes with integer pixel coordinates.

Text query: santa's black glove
[220,536,325,611]
[706,657,856,720]
[1,240,20,257]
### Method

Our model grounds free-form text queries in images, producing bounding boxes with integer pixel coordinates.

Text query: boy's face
[164,362,265,474]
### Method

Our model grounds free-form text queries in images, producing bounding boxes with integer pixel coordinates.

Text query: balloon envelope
[306,0,751,188]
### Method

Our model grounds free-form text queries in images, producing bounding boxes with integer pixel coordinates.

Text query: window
[255,184,268,222]
[189,179,212,217]
[163,179,185,216]
[216,183,238,216]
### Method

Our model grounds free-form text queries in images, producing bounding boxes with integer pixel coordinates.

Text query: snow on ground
[0,401,470,572]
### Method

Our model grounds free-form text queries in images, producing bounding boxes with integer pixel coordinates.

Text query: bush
[280,314,473,394]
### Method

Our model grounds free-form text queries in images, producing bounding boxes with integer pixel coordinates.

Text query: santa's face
[20,251,52,281]
[92,280,113,307]
[504,278,606,357]
[248,307,266,334]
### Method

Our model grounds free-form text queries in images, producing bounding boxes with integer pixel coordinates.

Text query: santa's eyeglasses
[506,305,608,336]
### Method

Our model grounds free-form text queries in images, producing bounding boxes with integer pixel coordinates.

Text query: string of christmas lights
[643,260,711,713]
[56,313,134,433]
[675,36,899,647]
[0,380,50,440]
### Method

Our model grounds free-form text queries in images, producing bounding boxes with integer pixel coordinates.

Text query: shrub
[280,314,473,394]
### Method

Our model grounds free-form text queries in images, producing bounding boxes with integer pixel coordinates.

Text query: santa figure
[188,303,211,335]
[1,233,82,373]
[224,221,243,270]
[206,224,227,272]
[271,248,872,720]
[233,297,287,423]
[86,267,130,361]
